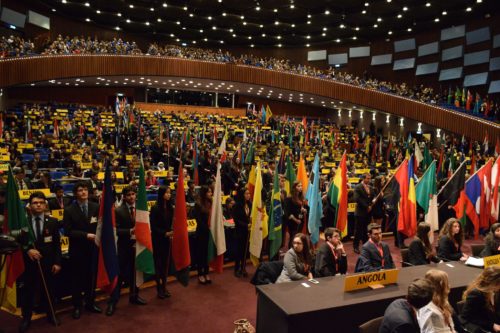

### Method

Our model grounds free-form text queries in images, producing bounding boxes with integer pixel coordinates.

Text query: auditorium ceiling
[36,0,498,48]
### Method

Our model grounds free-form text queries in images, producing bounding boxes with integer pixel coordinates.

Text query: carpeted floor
[0,235,484,333]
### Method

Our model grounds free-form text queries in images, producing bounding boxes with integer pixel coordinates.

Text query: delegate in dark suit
[355,240,395,272]
[314,242,347,277]
[19,215,62,325]
[379,299,420,333]
[353,174,373,252]
[63,197,100,311]
[437,235,463,261]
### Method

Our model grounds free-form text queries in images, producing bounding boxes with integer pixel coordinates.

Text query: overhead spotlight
[466,7,472,12]
[325,10,330,15]
[85,2,90,7]
[372,112,376,121]
[290,4,295,9]
[117,12,122,17]
[126,19,131,23]
[163,3,167,7]
[386,115,390,124]
[256,6,260,11]
[400,118,404,127]
[86,18,91,22]
[417,122,422,134]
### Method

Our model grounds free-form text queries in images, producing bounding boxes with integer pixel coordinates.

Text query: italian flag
[208,163,226,273]
[135,158,155,285]
[328,152,348,238]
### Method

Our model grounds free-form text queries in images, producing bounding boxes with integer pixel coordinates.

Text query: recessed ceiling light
[243,21,247,25]
[61,0,67,3]
[352,36,357,40]
[117,12,122,17]
[274,8,278,12]
[426,2,431,7]
[208,16,212,20]
[183,6,188,10]
[442,11,447,15]
[229,28,233,32]
[307,14,312,18]
[259,24,264,28]
[204,38,208,41]
[306,35,311,39]
[247,36,251,39]
[362,10,367,14]
[115,26,120,30]
[477,0,482,2]
[256,6,260,11]
[322,32,326,36]
[336,38,341,42]
[85,2,90,7]
[189,13,194,17]
[307,21,311,24]
[277,44,282,47]
[163,3,167,7]
[397,14,403,18]
[340,24,345,28]
[323,27,328,31]
[403,6,408,11]
[129,4,134,8]
[377,17,382,22]
[466,7,472,12]
[250,44,255,48]
[261,33,266,37]
[96,10,101,14]
[176,21,181,25]
[150,7,154,11]
[222,12,227,16]
[145,21,150,26]
[220,40,224,44]
[85,18,90,22]
[434,18,439,22]
[388,31,392,35]
[291,24,295,28]
[407,27,412,32]
[275,21,279,25]
[355,27,360,31]
[276,35,281,39]
[52,8,56,12]
[373,24,378,28]
[240,15,245,20]
[126,19,131,23]
[157,18,162,22]
[290,4,295,9]
[325,10,330,15]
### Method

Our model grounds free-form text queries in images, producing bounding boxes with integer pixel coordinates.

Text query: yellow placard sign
[51,209,64,221]
[153,170,168,177]
[18,189,52,200]
[17,143,34,149]
[0,148,8,154]
[0,155,9,161]
[98,172,123,180]
[344,269,399,292]
[126,155,133,161]
[483,254,500,268]
[187,219,197,233]
[61,236,69,253]
[321,168,331,175]
[81,162,92,169]
[324,162,336,168]
[114,184,128,193]
[349,177,360,184]
[348,203,357,213]
[72,155,82,161]
[0,164,9,171]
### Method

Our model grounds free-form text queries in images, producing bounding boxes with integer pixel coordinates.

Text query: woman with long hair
[460,266,500,333]
[232,188,252,277]
[150,186,174,299]
[480,223,500,257]
[418,269,456,333]
[284,181,308,248]
[276,233,313,283]
[193,185,213,284]
[409,222,440,265]
[437,218,469,261]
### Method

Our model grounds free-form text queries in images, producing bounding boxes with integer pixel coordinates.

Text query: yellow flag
[249,163,269,266]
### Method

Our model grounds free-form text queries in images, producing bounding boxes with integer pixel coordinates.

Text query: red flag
[391,160,411,237]
[173,163,191,275]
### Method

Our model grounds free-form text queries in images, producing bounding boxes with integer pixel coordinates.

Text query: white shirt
[32,214,44,239]
[417,301,456,333]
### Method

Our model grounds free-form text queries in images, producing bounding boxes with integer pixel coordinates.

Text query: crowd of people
[1,33,498,122]
[0,100,499,332]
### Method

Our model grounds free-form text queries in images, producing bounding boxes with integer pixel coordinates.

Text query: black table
[256,263,481,333]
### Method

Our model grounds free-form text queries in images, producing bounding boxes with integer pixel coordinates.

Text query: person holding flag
[193,186,213,284]
[232,189,252,277]
[353,173,374,254]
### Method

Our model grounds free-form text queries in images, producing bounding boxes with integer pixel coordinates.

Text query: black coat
[408,239,439,266]
[437,235,463,261]
[63,201,99,260]
[354,182,373,218]
[150,203,173,246]
[355,240,395,272]
[460,289,500,333]
[24,215,62,269]
[379,299,420,333]
[48,197,72,211]
[314,242,347,277]
[115,203,136,258]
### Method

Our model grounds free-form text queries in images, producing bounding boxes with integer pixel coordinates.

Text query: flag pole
[371,158,407,206]
[436,160,468,198]
[0,254,12,311]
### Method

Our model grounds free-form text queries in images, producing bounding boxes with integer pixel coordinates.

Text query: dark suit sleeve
[63,206,88,240]
[408,240,428,265]
[314,246,332,277]
[354,185,369,211]
[383,244,395,269]
[438,236,462,261]
[232,204,248,229]
[50,218,62,266]
[115,206,131,239]
[460,289,495,333]
[337,255,347,275]
[355,246,378,272]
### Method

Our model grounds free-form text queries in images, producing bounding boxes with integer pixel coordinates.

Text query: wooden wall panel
[0,55,498,142]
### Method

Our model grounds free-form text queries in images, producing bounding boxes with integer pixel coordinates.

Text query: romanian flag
[328,153,348,238]
[208,163,226,273]
[173,163,191,286]
[95,162,119,295]
[1,167,31,313]
[135,158,156,286]
[407,156,417,237]
[249,163,269,266]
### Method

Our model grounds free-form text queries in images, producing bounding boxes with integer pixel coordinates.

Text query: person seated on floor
[437,218,469,262]
[418,269,457,333]
[314,227,347,277]
[276,233,313,283]
[354,223,395,272]
[379,277,435,333]
[480,222,500,258]
[460,266,500,333]
[408,222,440,266]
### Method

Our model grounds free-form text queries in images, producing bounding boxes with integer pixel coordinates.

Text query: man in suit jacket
[355,223,395,272]
[19,192,62,333]
[48,185,71,211]
[13,167,32,190]
[314,228,347,277]
[353,173,374,253]
[106,186,146,316]
[379,278,434,333]
[62,181,102,319]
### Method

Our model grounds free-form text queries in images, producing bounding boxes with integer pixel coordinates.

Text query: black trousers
[109,246,138,304]
[153,238,170,291]
[353,215,370,249]
[70,245,98,308]
[19,260,56,321]
[196,231,209,276]
[234,228,248,272]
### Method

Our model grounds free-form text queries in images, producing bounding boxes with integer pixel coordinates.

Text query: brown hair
[463,266,500,312]
[438,218,463,247]
[416,222,433,257]
[290,181,304,204]
[425,269,453,327]
[292,233,313,267]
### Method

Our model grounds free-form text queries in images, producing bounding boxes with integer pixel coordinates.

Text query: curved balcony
[0,55,498,141]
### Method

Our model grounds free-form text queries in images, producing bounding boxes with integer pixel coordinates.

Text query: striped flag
[328,152,348,238]
[135,158,155,286]
[249,163,269,266]
[491,157,500,223]
[95,162,119,294]
[268,169,283,259]
[415,161,439,240]
[407,156,417,238]
[208,163,226,273]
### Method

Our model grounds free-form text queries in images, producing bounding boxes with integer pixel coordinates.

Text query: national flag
[208,163,226,273]
[247,164,256,198]
[447,86,452,104]
[296,155,308,195]
[423,145,433,170]
[192,140,199,186]
[485,98,491,117]
[261,105,266,124]
[414,141,423,169]
[438,161,467,227]
[495,138,500,157]
[0,113,3,139]
[173,163,191,285]
[465,161,492,236]
[466,90,472,111]
[386,135,393,161]
[462,87,466,106]
[470,153,476,175]
[244,142,254,165]
[265,105,273,123]
[407,156,417,237]
[213,126,218,145]
[416,161,439,240]
[306,153,322,244]
[268,168,283,259]
[135,158,155,286]
[217,134,227,163]
[389,160,410,237]
[249,163,269,266]
[365,135,371,155]
[95,162,119,295]
[115,96,120,116]
[328,153,348,238]
[491,157,500,223]
[454,87,461,107]
[284,154,296,195]
[53,119,59,139]
[473,93,481,114]
[483,133,489,155]
[1,167,32,312]
[437,149,445,180]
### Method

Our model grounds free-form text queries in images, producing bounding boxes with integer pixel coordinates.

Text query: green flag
[415,161,439,235]
[268,170,283,259]
[284,155,296,195]
[423,145,433,170]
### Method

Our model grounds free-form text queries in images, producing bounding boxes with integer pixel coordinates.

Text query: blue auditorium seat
[50,171,67,180]
[22,154,34,162]
[62,183,75,193]
[147,193,157,201]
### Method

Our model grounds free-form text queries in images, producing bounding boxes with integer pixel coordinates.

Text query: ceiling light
[434,18,439,22]
[290,4,295,9]
[145,21,150,26]
[388,31,392,35]
[325,10,330,15]
[256,6,260,11]
[222,12,227,16]
[208,16,212,20]
[397,14,403,18]
[189,13,194,17]
[403,6,408,11]
[322,32,326,36]
[52,8,56,12]
[163,3,167,7]
[117,12,122,17]
[336,38,341,42]
[229,28,233,32]
[466,7,472,12]
[129,4,134,8]
[243,21,247,25]
[277,44,282,47]
[365,2,369,6]
[115,26,120,30]
[377,17,382,22]
[276,35,281,39]
[307,21,311,24]
[176,21,181,25]
[212,26,217,30]
[477,0,482,2]
[259,24,264,28]
[126,19,130,23]
[274,8,278,12]
[340,24,345,28]
[85,18,90,22]
[291,24,295,28]
[247,36,251,39]
[355,27,360,31]
[373,24,378,28]
[407,27,412,32]
[323,27,328,31]
[261,33,266,37]
[170,33,174,37]
[61,0,67,3]
[387,0,391,2]
[275,21,279,25]
[204,38,208,41]
[442,11,447,15]
[150,7,154,11]
[240,15,245,19]
[157,18,162,22]
[426,2,431,7]
[183,6,188,10]
[199,29,203,33]
[352,36,357,40]
[84,2,90,7]
[307,14,312,18]
[96,10,101,14]
[306,35,311,39]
